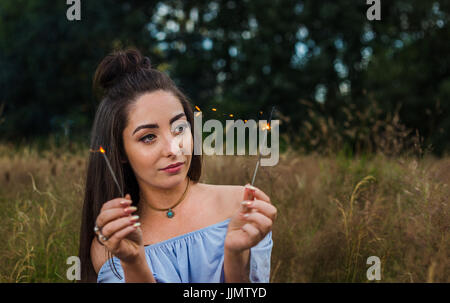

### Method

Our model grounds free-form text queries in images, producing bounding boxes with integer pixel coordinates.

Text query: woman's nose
[161,134,182,157]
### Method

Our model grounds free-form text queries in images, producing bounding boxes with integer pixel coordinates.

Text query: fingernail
[242,213,249,218]
[120,200,132,205]
[124,206,137,213]
[245,184,257,191]
[130,215,139,221]
[241,201,253,206]
[133,222,141,228]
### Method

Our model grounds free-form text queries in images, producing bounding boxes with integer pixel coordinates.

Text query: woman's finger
[244,184,271,203]
[106,224,141,250]
[241,223,264,247]
[101,215,140,239]
[240,210,273,237]
[96,205,138,230]
[243,186,255,201]
[100,193,133,213]
[241,199,277,221]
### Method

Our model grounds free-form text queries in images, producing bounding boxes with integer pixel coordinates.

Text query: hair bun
[140,56,152,69]
[93,48,151,94]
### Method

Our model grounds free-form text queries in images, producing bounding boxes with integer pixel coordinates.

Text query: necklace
[145,179,190,218]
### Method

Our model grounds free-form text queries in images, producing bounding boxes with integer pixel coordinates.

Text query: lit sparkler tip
[261,123,271,131]
[195,105,201,112]
[229,114,234,118]
[99,146,105,154]
[212,108,217,111]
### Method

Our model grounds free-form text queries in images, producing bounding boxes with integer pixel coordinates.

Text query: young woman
[78,48,277,283]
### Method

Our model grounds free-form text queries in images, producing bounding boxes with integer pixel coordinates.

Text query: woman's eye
[174,123,188,135]
[140,134,156,144]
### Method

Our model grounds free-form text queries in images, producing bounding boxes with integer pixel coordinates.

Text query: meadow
[0,141,448,282]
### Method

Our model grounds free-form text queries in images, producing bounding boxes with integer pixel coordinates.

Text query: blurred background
[1,0,449,154]
[0,1,448,282]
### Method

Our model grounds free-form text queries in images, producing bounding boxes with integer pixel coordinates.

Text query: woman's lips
[160,162,184,173]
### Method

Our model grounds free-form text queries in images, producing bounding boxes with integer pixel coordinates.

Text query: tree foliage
[0,0,448,154]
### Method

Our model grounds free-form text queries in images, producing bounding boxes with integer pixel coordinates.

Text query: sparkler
[251,106,275,186]
[91,146,124,197]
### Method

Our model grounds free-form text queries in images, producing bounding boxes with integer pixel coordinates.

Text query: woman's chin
[157,173,188,188]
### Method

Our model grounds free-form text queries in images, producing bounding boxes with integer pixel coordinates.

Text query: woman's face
[122,90,193,189]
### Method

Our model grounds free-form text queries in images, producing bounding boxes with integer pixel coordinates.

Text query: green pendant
[167,209,174,218]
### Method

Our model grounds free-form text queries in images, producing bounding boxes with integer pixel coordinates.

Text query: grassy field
[0,142,448,282]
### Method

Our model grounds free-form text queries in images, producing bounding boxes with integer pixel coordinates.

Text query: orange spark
[99,146,106,154]
[195,105,201,112]
[229,114,234,118]
[261,123,271,130]
[212,108,217,111]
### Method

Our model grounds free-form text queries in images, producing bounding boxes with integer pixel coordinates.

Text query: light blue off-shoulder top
[97,217,273,283]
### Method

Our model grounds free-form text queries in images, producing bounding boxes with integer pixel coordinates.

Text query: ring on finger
[95,234,105,246]
[94,224,109,242]
[94,224,101,234]
[99,233,109,242]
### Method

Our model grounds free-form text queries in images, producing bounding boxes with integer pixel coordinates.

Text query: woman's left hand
[224,184,277,253]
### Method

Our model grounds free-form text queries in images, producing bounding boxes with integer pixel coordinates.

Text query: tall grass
[0,141,448,282]
[0,143,85,282]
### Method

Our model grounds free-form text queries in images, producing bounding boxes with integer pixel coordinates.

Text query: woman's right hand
[94,193,143,264]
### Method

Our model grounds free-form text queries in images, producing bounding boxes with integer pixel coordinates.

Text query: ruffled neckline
[144,217,232,249]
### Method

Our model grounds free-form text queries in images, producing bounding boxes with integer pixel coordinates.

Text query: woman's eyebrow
[132,112,186,135]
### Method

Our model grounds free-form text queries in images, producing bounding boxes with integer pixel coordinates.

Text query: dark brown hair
[78,47,202,282]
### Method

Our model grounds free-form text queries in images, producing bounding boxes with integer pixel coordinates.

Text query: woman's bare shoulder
[196,183,245,215]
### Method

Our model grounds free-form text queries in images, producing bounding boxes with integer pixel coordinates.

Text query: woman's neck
[137,177,191,219]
